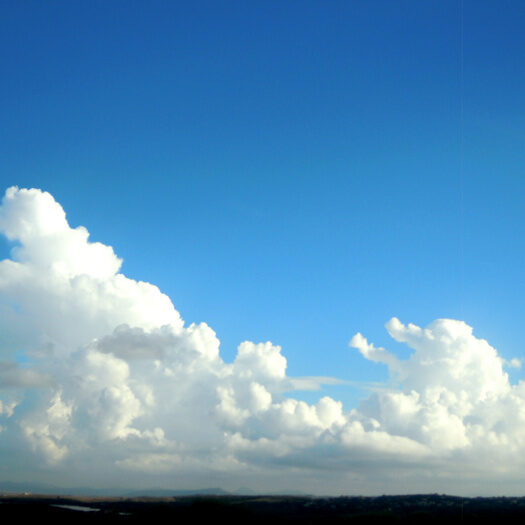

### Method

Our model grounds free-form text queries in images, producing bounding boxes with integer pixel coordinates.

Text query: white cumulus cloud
[1,186,525,495]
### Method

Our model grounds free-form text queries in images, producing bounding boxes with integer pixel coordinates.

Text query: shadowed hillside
[3,494,525,524]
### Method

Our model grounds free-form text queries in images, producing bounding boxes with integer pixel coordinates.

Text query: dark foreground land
[2,493,525,524]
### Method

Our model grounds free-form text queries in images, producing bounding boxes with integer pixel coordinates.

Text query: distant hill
[122,488,230,498]
[0,481,309,498]
[0,481,232,498]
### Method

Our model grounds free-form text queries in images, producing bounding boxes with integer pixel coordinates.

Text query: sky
[1,0,525,496]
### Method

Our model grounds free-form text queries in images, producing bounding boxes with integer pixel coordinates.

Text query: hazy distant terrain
[3,494,525,524]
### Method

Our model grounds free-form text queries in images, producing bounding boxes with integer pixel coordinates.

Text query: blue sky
[1,1,525,494]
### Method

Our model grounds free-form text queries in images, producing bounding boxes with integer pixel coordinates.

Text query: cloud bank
[1,186,525,495]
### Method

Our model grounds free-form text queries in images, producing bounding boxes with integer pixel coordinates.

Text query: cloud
[1,186,525,494]
[0,187,183,357]
[0,361,51,388]
[0,399,18,417]
[507,358,522,369]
